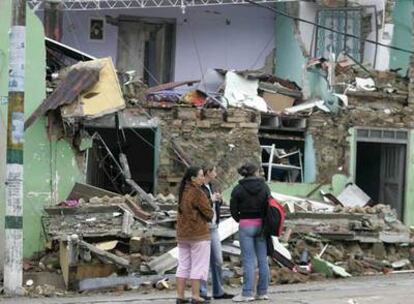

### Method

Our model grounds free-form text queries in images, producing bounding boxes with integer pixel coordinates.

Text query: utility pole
[4,0,26,295]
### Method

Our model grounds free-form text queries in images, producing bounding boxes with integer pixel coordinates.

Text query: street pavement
[1,273,413,304]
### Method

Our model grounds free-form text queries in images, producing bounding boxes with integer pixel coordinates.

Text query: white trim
[28,0,299,10]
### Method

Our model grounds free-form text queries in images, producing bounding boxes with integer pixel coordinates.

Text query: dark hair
[202,162,215,176]
[238,162,259,178]
[178,166,202,211]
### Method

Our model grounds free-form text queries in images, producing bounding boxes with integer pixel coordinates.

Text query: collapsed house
[1,0,414,295]
[20,48,414,292]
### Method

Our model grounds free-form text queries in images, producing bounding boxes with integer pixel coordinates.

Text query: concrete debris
[354,77,376,92]
[37,179,414,294]
[60,57,126,119]
[224,71,267,112]
[336,184,372,207]
[29,45,414,297]
[284,100,330,114]
[311,256,351,278]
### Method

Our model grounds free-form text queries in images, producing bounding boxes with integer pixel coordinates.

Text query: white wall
[61,5,275,82]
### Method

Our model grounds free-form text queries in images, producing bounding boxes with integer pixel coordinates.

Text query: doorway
[86,127,158,194]
[116,16,175,86]
[355,128,408,219]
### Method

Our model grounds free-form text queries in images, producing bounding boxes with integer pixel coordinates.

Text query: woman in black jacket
[230,162,270,302]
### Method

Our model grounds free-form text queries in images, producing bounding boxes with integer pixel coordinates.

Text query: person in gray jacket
[200,163,234,301]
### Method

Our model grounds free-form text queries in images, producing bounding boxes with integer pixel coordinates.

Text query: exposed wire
[244,0,414,55]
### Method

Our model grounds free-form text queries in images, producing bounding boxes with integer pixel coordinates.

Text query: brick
[239,122,258,128]
[177,108,198,120]
[226,116,248,123]
[171,120,182,127]
[182,121,196,127]
[220,123,237,128]
[196,120,211,128]
[202,109,224,119]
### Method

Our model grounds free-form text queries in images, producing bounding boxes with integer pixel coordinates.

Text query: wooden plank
[66,183,120,201]
[59,240,78,290]
[76,264,117,282]
[78,240,130,268]
[44,205,121,215]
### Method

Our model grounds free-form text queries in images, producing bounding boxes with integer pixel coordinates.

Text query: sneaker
[214,292,234,299]
[200,294,212,301]
[232,294,255,302]
[255,294,269,301]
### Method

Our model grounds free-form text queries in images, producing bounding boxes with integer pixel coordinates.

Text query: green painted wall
[304,133,317,183]
[0,3,84,258]
[389,1,414,74]
[274,4,335,109]
[274,3,305,86]
[222,174,348,203]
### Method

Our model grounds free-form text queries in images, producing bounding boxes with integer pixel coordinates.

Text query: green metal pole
[4,0,26,295]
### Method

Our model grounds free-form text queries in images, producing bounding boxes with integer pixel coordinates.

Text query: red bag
[264,196,286,237]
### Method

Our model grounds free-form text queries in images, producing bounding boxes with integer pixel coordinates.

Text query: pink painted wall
[60,5,275,81]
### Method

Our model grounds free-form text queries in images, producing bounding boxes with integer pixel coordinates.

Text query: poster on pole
[5,164,23,216]
[8,26,25,92]
[11,112,24,144]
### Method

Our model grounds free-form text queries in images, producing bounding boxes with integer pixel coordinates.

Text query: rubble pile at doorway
[219,191,414,286]
[269,190,414,279]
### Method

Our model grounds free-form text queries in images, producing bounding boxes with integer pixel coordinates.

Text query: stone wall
[146,106,262,194]
[308,93,413,182]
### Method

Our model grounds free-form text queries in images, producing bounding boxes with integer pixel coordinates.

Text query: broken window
[116,16,175,87]
[315,8,362,61]
[259,115,305,183]
[355,128,408,219]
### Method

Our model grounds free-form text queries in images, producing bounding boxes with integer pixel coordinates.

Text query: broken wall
[57,5,275,82]
[147,106,262,194]
[307,94,414,225]
[389,1,414,73]
[0,2,85,260]
[274,1,412,96]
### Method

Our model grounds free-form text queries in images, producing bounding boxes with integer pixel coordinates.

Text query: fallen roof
[25,63,101,129]
[46,37,96,62]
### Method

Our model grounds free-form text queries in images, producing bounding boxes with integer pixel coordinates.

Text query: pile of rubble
[22,48,414,296]
[22,180,411,296]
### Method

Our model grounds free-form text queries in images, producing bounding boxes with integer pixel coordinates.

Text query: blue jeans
[200,227,225,297]
[239,224,269,297]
